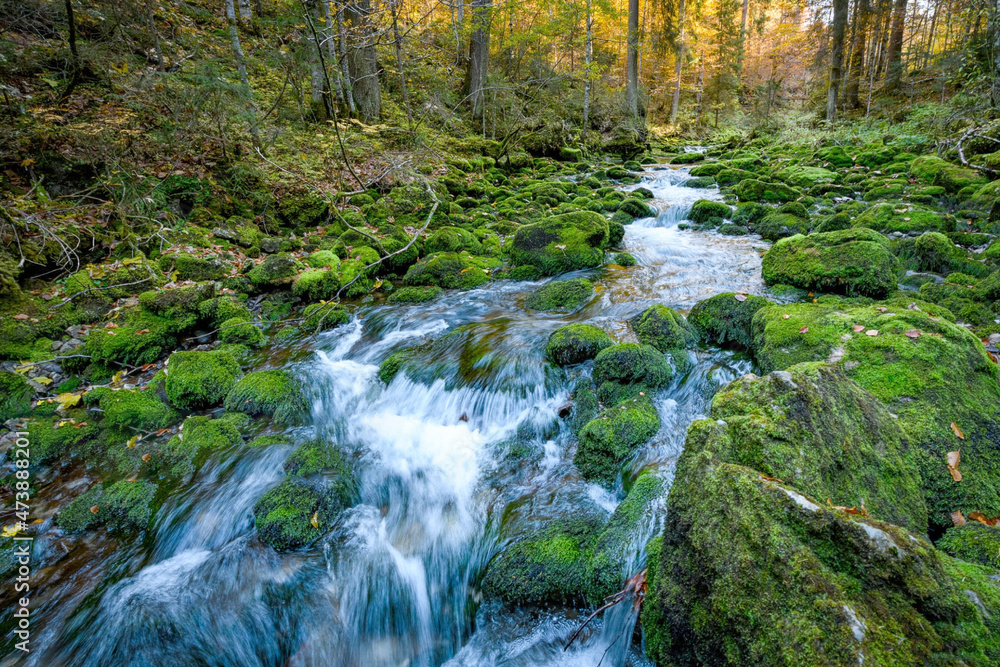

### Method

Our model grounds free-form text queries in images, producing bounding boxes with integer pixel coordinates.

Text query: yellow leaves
[2,524,23,538]
[33,376,53,385]
[947,450,962,482]
[111,370,126,385]
[126,435,141,449]
[310,512,319,529]
[968,512,1000,527]
[56,392,82,410]
[951,422,965,440]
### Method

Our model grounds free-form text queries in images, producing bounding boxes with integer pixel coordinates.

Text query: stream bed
[13,165,770,667]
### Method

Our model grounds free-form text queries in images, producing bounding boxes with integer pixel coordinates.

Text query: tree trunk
[583,0,593,128]
[336,1,357,115]
[390,0,412,125]
[455,0,467,66]
[322,0,345,104]
[845,0,868,108]
[670,0,686,124]
[827,0,848,121]
[146,0,164,71]
[238,0,252,21]
[884,0,908,88]
[225,0,260,148]
[625,0,639,117]
[738,0,750,74]
[309,0,325,109]
[60,0,81,101]
[465,0,491,120]
[345,0,380,122]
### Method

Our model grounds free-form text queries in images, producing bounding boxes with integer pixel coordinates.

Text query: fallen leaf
[734,294,747,302]
[310,512,320,529]
[55,393,81,410]
[90,505,99,514]
[877,306,888,313]
[782,314,790,319]
[866,329,879,337]
[951,422,965,440]
[73,422,88,428]
[135,329,150,335]
[33,376,53,385]
[13,314,28,320]
[904,329,921,338]
[799,326,809,334]
[141,452,151,462]
[126,435,140,449]
[853,325,865,332]
[951,510,967,526]
[968,511,1000,527]
[760,475,784,482]
[155,428,172,436]
[947,449,962,482]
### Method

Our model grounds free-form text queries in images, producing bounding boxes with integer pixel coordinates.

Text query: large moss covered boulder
[402,252,491,290]
[58,480,157,534]
[750,298,1000,530]
[545,323,613,366]
[510,211,609,276]
[224,369,308,426]
[0,371,32,421]
[524,278,594,311]
[575,395,660,486]
[762,228,900,298]
[733,178,800,203]
[774,166,839,188]
[643,455,1000,666]
[910,155,987,193]
[253,477,351,551]
[424,226,483,255]
[937,523,1000,570]
[688,199,731,223]
[165,350,242,410]
[688,292,770,349]
[630,305,695,354]
[700,363,927,532]
[853,202,953,234]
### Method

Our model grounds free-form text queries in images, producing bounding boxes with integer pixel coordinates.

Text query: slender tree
[225,0,260,148]
[335,1,357,115]
[465,0,491,120]
[827,0,848,120]
[583,0,594,128]
[845,0,869,108]
[59,0,81,101]
[389,0,413,125]
[670,0,687,124]
[884,0,908,88]
[345,0,381,122]
[626,0,640,117]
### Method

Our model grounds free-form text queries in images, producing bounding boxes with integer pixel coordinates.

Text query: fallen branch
[956,127,1000,178]
[564,568,648,652]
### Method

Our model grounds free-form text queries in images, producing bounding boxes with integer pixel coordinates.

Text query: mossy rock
[218,316,265,347]
[630,304,695,355]
[617,198,655,219]
[85,310,186,367]
[545,323,613,366]
[750,299,1000,531]
[386,286,440,306]
[247,253,301,288]
[910,155,987,193]
[912,231,967,274]
[304,250,340,269]
[25,411,100,463]
[138,283,215,320]
[688,199,731,224]
[682,176,715,189]
[643,454,1000,666]
[92,387,179,433]
[149,414,245,478]
[612,252,637,266]
[165,350,242,410]
[937,523,1000,570]
[757,213,807,241]
[575,395,660,487]
[700,362,928,532]
[762,228,900,298]
[0,371,32,421]
[402,252,491,290]
[689,163,726,177]
[378,350,410,384]
[524,278,594,311]
[715,168,755,187]
[197,295,252,326]
[224,370,307,426]
[853,202,953,234]
[814,146,854,168]
[253,478,350,551]
[283,438,353,479]
[424,226,483,255]
[731,202,770,226]
[160,253,228,281]
[592,342,672,404]
[812,212,851,234]
[509,211,609,276]
[774,166,839,188]
[292,268,339,302]
[688,292,770,350]
[733,178,801,203]
[58,479,157,534]
[300,302,349,333]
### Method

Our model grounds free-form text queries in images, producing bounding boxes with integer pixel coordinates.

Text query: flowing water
[12,164,769,667]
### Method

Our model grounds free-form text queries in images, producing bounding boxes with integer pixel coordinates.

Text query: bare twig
[564,568,647,652]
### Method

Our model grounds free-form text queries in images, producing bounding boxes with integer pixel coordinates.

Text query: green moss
[283,438,352,479]
[165,350,242,410]
[246,253,301,288]
[612,252,637,266]
[911,155,987,193]
[58,480,156,534]
[224,369,307,426]
[592,343,672,403]
[160,253,228,281]
[25,410,100,463]
[575,395,661,486]
[617,198,655,219]
[253,478,350,551]
[937,523,1000,570]
[218,316,265,347]
[138,283,215,320]
[545,323,613,366]
[524,278,594,311]
[424,226,483,254]
[147,414,244,478]
[0,371,32,421]
[774,166,839,188]
[509,211,609,276]
[912,231,967,274]
[762,228,900,298]
[197,295,252,325]
[95,387,179,433]
[688,292,771,349]
[378,349,411,384]
[387,285,443,303]
[630,305,695,354]
[645,455,1000,667]
[688,199,731,223]
[300,302,349,332]
[305,250,340,269]
[733,178,801,203]
[854,202,953,234]
[731,202,770,226]
[402,252,491,289]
